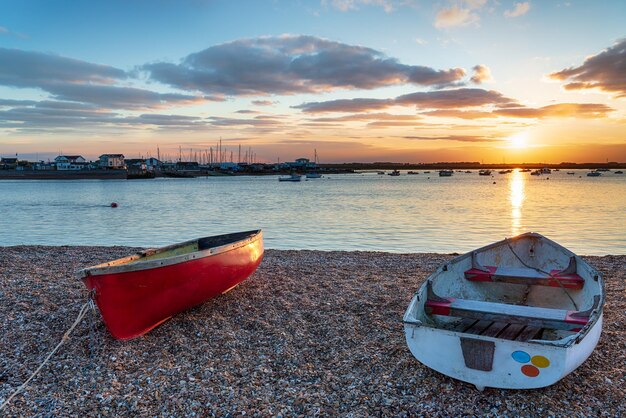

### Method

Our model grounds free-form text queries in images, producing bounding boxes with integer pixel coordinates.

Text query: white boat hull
[403,232,604,390]
[404,313,602,390]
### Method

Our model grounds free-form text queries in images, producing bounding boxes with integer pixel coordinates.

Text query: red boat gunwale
[78,230,262,277]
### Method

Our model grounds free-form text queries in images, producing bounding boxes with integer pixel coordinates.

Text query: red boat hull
[80,231,263,340]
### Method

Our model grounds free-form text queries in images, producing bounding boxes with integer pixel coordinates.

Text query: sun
[508,131,529,149]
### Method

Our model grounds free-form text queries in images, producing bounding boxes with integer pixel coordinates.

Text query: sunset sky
[1,0,625,163]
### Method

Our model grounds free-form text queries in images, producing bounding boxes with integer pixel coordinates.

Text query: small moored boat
[439,170,453,177]
[388,170,401,176]
[279,173,302,182]
[306,172,322,179]
[79,230,264,340]
[403,232,604,390]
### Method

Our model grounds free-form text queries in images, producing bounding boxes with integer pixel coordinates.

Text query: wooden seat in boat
[425,282,596,332]
[464,255,584,289]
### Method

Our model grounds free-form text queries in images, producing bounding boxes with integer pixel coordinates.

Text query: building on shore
[55,155,87,170]
[99,154,126,169]
[0,157,18,169]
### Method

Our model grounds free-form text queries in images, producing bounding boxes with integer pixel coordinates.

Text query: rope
[0,301,92,411]
[505,238,579,311]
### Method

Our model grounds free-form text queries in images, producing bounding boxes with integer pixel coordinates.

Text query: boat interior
[136,230,260,262]
[409,233,603,343]
[84,230,261,270]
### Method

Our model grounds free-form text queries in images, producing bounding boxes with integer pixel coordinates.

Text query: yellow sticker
[531,355,550,368]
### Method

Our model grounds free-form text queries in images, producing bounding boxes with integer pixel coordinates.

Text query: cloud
[251,100,275,106]
[0,47,217,110]
[143,35,465,96]
[323,0,397,13]
[0,99,38,107]
[295,88,516,112]
[0,101,119,129]
[206,116,285,127]
[495,103,614,118]
[311,113,422,122]
[504,2,531,18]
[0,47,126,89]
[421,109,496,119]
[548,38,626,98]
[403,134,500,142]
[470,64,492,84]
[119,114,208,130]
[45,84,210,109]
[435,6,479,28]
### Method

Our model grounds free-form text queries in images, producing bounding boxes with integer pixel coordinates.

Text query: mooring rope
[505,238,579,311]
[0,300,93,411]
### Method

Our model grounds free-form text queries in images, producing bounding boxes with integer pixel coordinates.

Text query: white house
[99,154,125,169]
[55,155,87,170]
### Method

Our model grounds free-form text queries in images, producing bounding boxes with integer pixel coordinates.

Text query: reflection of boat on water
[586,171,601,177]
[479,170,492,176]
[388,170,401,176]
[279,173,302,182]
[403,232,604,390]
[80,230,264,340]
[439,170,453,177]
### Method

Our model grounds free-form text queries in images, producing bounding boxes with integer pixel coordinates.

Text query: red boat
[79,230,264,340]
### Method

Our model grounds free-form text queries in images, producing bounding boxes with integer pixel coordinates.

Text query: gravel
[0,247,624,417]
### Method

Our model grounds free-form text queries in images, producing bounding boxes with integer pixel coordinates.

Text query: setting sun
[508,132,529,149]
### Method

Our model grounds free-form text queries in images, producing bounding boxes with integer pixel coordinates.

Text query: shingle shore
[0,247,624,417]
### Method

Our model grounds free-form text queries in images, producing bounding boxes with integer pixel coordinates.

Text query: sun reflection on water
[510,170,525,235]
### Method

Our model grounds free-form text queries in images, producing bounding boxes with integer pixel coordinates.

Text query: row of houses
[0,154,162,171]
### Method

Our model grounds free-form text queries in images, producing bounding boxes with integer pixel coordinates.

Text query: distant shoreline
[1,163,625,180]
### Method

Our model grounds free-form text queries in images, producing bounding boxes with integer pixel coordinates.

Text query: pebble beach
[0,247,624,417]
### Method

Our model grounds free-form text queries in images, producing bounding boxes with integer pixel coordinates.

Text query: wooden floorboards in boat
[449,320,542,342]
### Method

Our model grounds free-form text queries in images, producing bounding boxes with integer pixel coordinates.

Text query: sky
[0,0,625,163]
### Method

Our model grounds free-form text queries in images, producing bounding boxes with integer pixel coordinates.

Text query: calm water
[0,171,624,255]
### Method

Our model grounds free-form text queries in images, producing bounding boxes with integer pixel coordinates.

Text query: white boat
[306,172,322,179]
[403,233,604,390]
[478,170,492,176]
[278,173,302,182]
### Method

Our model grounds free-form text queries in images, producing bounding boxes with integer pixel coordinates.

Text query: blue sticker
[512,351,530,363]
